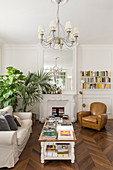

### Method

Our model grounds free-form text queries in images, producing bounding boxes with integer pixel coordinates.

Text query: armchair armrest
[97,113,107,131]
[0,131,17,145]
[13,112,32,120]
[79,111,91,126]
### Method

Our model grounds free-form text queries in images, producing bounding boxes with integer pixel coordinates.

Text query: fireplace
[52,107,64,117]
[40,94,77,122]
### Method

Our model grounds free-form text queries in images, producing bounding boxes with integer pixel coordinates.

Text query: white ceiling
[0,0,113,44]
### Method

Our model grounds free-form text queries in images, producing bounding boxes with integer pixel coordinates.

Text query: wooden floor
[1,120,113,170]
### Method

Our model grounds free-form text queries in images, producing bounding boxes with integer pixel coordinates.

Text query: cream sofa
[0,106,32,168]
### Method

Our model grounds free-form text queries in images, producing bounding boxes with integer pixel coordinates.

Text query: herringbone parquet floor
[1,120,113,170]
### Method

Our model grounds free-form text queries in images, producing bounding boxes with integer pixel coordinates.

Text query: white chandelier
[50,57,62,82]
[38,0,79,49]
[50,57,62,73]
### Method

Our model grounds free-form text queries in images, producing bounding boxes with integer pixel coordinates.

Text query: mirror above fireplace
[44,48,75,92]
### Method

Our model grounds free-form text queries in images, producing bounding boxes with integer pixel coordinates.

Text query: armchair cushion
[82,115,98,124]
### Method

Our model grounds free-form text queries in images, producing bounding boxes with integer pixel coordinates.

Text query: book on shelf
[46,145,56,151]
[82,83,111,89]
[57,144,69,156]
[58,130,73,140]
[81,71,111,77]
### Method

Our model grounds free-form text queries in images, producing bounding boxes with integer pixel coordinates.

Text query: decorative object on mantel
[38,0,79,49]
[48,84,62,94]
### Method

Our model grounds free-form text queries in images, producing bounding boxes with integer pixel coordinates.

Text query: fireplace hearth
[52,107,64,117]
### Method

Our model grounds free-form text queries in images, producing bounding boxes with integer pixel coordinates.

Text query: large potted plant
[18,71,51,112]
[0,67,27,111]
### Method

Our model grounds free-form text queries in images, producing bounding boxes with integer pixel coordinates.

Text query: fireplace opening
[52,107,64,117]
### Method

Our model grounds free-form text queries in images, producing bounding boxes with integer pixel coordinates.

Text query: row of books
[81,77,111,83]
[82,83,111,89]
[57,145,69,156]
[45,144,69,157]
[81,71,111,77]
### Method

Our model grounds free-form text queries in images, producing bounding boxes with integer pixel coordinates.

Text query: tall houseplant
[19,71,51,112]
[0,67,27,111]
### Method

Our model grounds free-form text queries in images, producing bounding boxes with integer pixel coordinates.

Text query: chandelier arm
[41,41,51,48]
[63,37,77,46]
[62,38,74,47]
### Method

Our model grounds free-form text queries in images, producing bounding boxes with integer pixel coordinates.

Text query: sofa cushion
[0,115,11,131]
[21,119,32,129]
[4,112,18,130]
[17,127,28,145]
[13,115,21,127]
[82,115,98,124]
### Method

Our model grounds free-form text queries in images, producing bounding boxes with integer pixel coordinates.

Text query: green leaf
[0,97,4,102]
[3,90,14,99]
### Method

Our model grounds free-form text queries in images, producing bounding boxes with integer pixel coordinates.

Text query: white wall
[77,45,113,119]
[1,44,43,119]
[1,44,43,74]
[0,44,113,119]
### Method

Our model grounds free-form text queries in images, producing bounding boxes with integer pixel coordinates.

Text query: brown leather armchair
[79,102,107,131]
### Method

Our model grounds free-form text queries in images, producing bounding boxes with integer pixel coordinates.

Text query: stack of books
[45,145,57,157]
[57,122,73,131]
[45,122,55,128]
[49,117,63,123]
[57,145,69,156]
[62,115,68,119]
[58,130,73,140]
[42,127,57,139]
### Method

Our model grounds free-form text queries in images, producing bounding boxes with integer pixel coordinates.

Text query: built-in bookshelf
[81,71,111,89]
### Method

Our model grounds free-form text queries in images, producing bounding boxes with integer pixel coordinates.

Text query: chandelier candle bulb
[50,20,57,31]
[38,25,45,34]
[65,21,72,32]
[70,34,75,42]
[73,27,79,37]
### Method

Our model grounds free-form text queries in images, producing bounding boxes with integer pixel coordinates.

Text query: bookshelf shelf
[81,71,111,89]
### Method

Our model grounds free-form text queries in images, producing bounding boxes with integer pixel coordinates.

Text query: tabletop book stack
[42,122,57,139]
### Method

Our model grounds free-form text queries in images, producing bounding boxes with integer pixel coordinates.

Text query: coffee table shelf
[38,120,76,164]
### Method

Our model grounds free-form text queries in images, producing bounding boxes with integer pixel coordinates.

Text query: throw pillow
[13,115,21,127]
[0,115,11,131]
[4,112,18,130]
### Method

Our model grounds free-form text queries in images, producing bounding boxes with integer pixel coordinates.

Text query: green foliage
[19,71,51,112]
[0,67,27,111]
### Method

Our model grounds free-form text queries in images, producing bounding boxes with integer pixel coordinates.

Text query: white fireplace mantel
[39,94,77,123]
